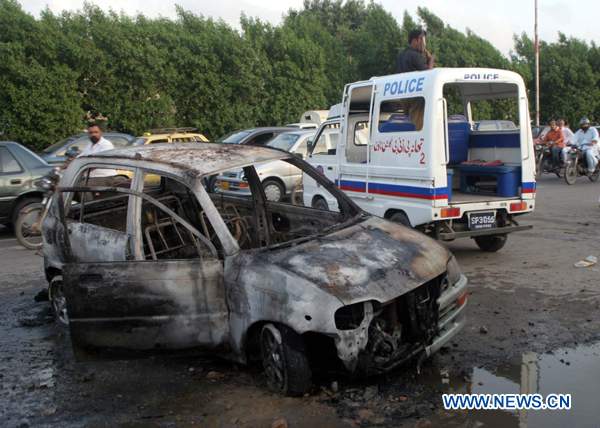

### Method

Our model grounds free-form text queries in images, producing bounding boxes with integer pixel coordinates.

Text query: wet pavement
[1,174,600,427]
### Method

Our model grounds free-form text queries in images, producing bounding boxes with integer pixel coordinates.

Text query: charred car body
[43,143,468,396]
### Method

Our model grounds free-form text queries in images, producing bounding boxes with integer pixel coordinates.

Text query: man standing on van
[395,29,435,73]
[394,30,434,132]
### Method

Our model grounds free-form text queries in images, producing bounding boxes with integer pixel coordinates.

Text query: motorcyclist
[570,118,599,176]
[539,120,564,170]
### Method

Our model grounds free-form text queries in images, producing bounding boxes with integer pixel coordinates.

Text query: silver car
[42,143,468,397]
[217,129,338,202]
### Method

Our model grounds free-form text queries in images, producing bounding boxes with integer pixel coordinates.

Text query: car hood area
[257,216,452,305]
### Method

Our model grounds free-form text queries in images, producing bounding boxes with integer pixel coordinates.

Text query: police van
[303,68,536,251]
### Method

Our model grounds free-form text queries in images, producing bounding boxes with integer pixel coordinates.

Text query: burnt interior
[65,159,357,262]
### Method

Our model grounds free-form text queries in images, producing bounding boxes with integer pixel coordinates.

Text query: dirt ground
[1,173,599,428]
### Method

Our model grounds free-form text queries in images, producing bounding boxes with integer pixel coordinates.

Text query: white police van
[304,68,536,251]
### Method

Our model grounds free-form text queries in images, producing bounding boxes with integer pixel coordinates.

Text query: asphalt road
[0,173,599,428]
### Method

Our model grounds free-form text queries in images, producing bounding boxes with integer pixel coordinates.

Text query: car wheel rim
[264,185,281,202]
[262,328,285,389]
[51,281,69,325]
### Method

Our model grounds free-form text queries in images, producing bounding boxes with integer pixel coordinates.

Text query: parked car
[118,128,208,181]
[0,142,54,226]
[217,129,339,202]
[39,133,134,164]
[42,143,468,397]
[126,128,208,146]
[208,127,295,192]
[284,123,318,129]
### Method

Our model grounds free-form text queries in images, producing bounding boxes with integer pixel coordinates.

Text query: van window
[470,97,519,125]
[378,97,425,132]
[354,122,369,146]
[311,123,340,155]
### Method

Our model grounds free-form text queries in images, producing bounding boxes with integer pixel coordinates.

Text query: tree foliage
[1,0,598,150]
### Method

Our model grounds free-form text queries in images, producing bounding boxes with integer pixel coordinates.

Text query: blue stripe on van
[339,179,448,200]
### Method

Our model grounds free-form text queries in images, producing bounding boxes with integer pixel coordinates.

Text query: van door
[304,121,340,209]
[339,83,375,207]
[59,174,228,360]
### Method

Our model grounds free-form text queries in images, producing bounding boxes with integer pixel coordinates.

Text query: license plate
[220,181,230,191]
[469,212,496,230]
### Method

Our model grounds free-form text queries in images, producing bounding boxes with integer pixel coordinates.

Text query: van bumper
[437,224,533,240]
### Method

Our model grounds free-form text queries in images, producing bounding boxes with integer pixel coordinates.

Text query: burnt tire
[389,211,411,227]
[564,162,577,185]
[49,276,69,328]
[261,324,312,397]
[313,198,329,211]
[474,234,507,252]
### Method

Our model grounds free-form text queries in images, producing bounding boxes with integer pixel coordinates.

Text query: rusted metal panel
[256,216,450,305]
[64,260,228,354]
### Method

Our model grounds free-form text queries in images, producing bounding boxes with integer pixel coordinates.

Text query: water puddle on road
[419,342,600,428]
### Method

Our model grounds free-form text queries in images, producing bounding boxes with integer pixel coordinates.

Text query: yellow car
[117,128,209,183]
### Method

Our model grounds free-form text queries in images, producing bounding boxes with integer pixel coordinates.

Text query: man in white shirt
[570,118,599,176]
[60,123,119,199]
[558,119,574,163]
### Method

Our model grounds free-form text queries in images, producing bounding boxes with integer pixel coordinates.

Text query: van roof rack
[146,127,197,135]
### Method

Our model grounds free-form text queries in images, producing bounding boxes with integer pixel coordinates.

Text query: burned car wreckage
[43,143,468,396]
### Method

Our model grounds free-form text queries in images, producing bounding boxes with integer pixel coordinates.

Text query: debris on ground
[271,418,288,428]
[574,255,596,268]
[206,371,225,380]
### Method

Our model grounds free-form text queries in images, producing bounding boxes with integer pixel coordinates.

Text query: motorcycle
[564,146,600,185]
[535,143,564,180]
[15,168,61,250]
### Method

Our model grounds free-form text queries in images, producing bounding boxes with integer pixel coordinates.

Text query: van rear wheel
[474,234,507,252]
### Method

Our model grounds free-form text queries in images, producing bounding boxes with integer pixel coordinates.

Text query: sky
[17,0,600,55]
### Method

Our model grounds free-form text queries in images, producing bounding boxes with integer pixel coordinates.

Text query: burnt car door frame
[57,167,231,360]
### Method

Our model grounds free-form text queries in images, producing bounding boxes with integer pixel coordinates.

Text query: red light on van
[457,290,468,308]
[510,202,527,212]
[441,208,460,218]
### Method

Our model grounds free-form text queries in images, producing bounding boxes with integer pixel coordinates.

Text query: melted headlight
[446,255,461,286]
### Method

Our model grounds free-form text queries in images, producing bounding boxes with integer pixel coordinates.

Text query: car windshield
[127,138,148,147]
[217,130,252,144]
[266,133,302,152]
[42,137,78,153]
[532,126,545,138]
